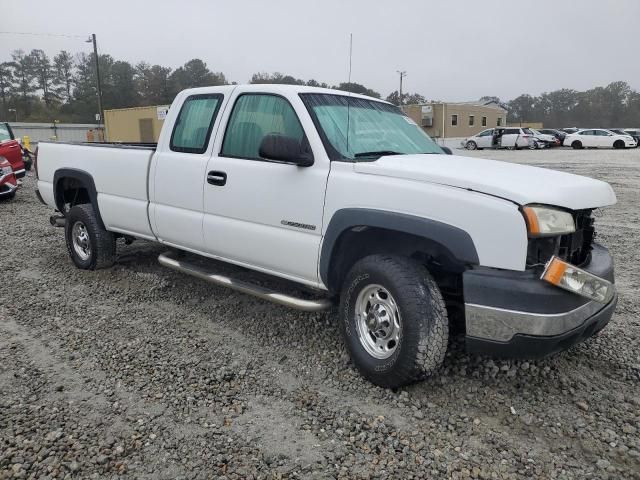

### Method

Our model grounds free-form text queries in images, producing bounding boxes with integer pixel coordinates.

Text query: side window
[478,129,492,137]
[596,130,609,136]
[0,123,11,142]
[221,94,305,160]
[170,94,223,153]
[497,117,503,126]
[580,130,593,136]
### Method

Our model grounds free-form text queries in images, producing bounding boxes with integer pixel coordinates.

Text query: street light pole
[87,34,104,127]
[396,71,407,107]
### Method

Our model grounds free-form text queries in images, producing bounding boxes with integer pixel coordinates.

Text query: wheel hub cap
[72,221,91,261]
[355,284,402,359]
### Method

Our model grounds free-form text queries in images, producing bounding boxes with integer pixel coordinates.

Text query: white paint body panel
[36,142,155,238]
[323,162,529,271]
[354,154,616,211]
[35,85,618,291]
[202,85,330,284]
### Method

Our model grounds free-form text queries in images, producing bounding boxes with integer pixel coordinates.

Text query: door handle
[207,171,227,186]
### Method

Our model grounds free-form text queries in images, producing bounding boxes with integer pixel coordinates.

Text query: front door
[476,129,493,148]
[202,92,329,286]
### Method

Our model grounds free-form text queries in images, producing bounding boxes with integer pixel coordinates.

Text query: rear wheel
[339,255,448,388]
[571,140,583,149]
[465,141,477,150]
[65,204,116,270]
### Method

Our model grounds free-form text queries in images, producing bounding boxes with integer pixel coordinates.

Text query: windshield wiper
[354,150,405,158]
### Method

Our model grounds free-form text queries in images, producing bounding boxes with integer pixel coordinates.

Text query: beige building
[403,101,508,139]
[104,105,169,143]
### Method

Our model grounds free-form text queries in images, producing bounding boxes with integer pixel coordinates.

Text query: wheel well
[56,177,91,214]
[327,227,467,328]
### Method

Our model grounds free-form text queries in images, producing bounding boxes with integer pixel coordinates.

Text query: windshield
[0,123,11,142]
[300,93,443,160]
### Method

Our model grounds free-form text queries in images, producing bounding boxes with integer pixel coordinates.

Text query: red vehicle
[0,157,18,199]
[0,122,26,179]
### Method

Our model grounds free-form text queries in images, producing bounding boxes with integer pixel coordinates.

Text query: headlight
[542,256,614,303]
[522,205,575,237]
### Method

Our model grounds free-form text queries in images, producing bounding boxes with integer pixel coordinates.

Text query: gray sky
[3,0,639,101]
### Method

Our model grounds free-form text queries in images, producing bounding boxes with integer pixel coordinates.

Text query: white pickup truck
[35,85,618,388]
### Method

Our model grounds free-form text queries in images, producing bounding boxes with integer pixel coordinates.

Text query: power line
[0,31,88,39]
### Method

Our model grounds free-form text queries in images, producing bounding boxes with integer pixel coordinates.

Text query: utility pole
[87,34,104,127]
[396,71,407,107]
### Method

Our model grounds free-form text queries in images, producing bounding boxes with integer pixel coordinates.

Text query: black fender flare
[319,208,479,288]
[53,168,105,230]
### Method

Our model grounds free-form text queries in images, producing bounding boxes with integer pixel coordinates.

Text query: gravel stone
[1,149,640,479]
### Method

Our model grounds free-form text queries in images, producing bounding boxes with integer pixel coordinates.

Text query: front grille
[526,209,595,268]
[558,209,595,265]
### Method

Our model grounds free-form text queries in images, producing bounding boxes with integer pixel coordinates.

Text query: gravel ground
[1,147,639,479]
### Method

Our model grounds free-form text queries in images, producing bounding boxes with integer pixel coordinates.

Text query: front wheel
[339,255,448,388]
[613,140,625,149]
[65,204,116,270]
[465,141,477,150]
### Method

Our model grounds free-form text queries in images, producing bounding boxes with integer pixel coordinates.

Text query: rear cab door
[149,86,234,251]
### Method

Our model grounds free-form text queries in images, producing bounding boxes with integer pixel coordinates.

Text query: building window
[451,114,458,126]
[497,117,503,126]
[469,115,474,126]
[482,116,487,127]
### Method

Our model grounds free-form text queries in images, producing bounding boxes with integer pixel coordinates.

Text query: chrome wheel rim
[355,284,401,359]
[72,221,91,261]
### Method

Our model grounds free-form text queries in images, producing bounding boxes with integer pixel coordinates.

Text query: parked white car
[464,127,537,150]
[530,129,560,147]
[563,129,637,149]
[35,84,618,388]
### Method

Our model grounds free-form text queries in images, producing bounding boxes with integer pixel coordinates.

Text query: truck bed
[37,141,157,240]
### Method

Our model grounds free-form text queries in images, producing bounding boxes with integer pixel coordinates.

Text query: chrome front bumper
[462,243,616,358]
[465,293,615,342]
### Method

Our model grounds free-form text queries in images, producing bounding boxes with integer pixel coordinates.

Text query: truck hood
[353,154,616,210]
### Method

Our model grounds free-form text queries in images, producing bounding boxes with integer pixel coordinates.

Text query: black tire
[0,191,15,201]
[613,140,625,149]
[339,255,448,388]
[571,140,583,149]
[64,204,116,270]
[465,141,477,150]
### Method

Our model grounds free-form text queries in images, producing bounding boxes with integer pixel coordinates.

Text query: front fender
[319,208,480,287]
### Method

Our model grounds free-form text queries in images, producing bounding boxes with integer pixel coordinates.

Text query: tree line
[1,48,638,128]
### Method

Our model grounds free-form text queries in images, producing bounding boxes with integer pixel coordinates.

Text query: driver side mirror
[259,134,314,167]
[441,146,453,155]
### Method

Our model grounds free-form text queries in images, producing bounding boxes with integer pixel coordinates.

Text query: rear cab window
[170,94,223,154]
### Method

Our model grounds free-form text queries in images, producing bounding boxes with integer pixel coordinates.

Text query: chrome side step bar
[158,251,333,312]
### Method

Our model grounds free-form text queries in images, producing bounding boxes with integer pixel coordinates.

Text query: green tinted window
[300,93,443,161]
[221,94,304,160]
[170,94,222,153]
